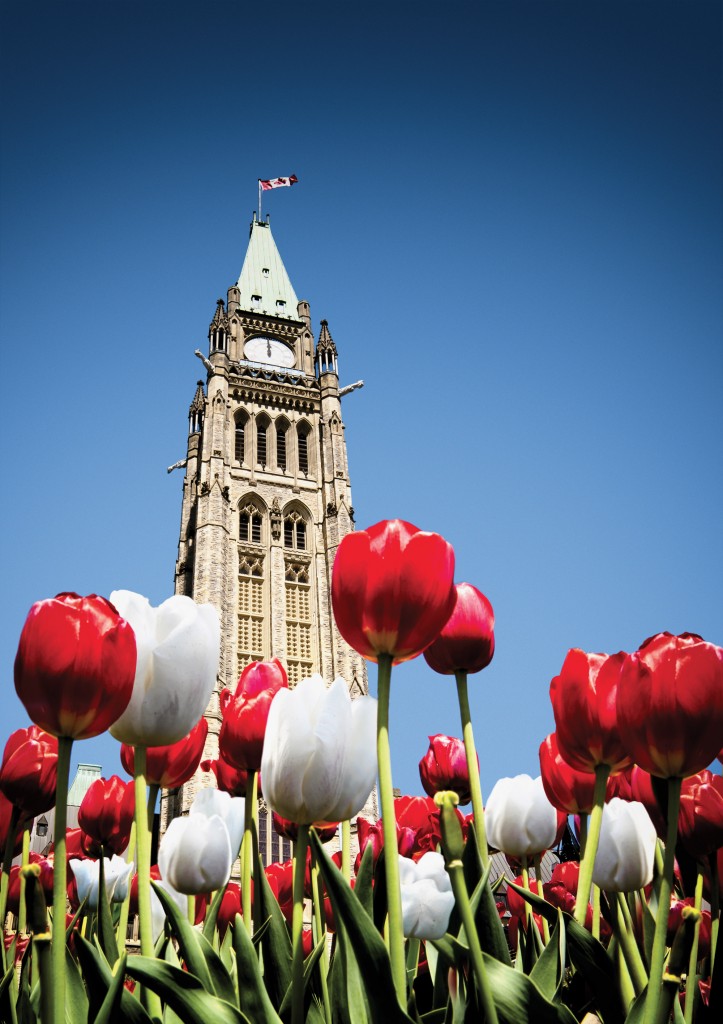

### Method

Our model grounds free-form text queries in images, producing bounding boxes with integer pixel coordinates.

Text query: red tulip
[219,659,288,771]
[201,756,255,798]
[543,861,611,938]
[265,861,294,922]
[14,593,137,740]
[540,732,598,814]
[0,791,31,857]
[273,812,338,844]
[677,770,723,859]
[129,864,162,917]
[423,584,495,675]
[419,734,476,805]
[550,648,632,774]
[121,718,208,788]
[331,519,456,665]
[217,882,246,936]
[6,853,54,915]
[0,726,58,817]
[77,776,135,855]
[617,632,723,778]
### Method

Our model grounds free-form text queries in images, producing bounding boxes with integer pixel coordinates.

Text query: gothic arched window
[257,414,270,468]
[235,413,248,464]
[276,417,289,472]
[239,502,263,544]
[283,509,307,551]
[297,422,310,475]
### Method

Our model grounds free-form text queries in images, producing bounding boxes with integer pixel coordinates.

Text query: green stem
[376,654,407,1006]
[533,853,550,945]
[521,855,532,931]
[592,883,600,940]
[445,847,499,1024]
[574,764,610,925]
[51,736,73,1024]
[242,772,257,933]
[0,806,20,966]
[291,825,309,1024]
[341,819,351,883]
[616,935,636,1009]
[683,865,704,1024]
[310,847,331,1024]
[134,747,162,1021]
[616,892,648,995]
[17,828,30,936]
[455,670,489,870]
[643,774,682,1024]
[115,820,136,950]
[710,849,719,974]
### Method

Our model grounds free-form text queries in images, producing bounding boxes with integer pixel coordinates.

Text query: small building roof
[67,763,102,807]
[236,216,299,318]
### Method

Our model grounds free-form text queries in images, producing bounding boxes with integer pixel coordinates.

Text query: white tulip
[260,674,377,825]
[190,787,245,861]
[158,813,232,895]
[70,855,134,909]
[485,774,558,858]
[592,798,657,892]
[108,591,220,747]
[399,852,455,939]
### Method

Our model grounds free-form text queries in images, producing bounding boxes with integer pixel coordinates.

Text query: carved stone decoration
[326,501,338,518]
[349,506,355,522]
[270,497,282,540]
[221,486,230,502]
[200,481,210,495]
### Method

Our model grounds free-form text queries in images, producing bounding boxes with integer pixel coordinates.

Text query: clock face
[244,335,296,368]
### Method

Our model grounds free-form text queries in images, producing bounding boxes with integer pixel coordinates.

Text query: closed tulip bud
[261,675,377,825]
[158,814,232,895]
[592,798,657,892]
[14,593,136,740]
[0,726,58,817]
[219,659,288,771]
[399,851,455,939]
[273,812,338,844]
[70,855,134,909]
[540,732,599,814]
[109,591,220,747]
[78,775,135,856]
[217,882,243,937]
[7,854,53,915]
[423,583,495,675]
[331,519,456,665]
[677,770,723,859]
[190,787,245,861]
[617,632,723,778]
[668,898,712,959]
[485,774,558,858]
[265,861,294,922]
[121,717,208,789]
[550,648,632,774]
[420,735,476,805]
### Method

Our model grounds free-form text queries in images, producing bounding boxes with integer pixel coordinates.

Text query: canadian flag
[259,175,298,191]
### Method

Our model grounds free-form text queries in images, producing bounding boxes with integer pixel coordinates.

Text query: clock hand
[267,340,272,358]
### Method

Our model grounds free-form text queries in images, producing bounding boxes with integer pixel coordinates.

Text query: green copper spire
[237,215,299,317]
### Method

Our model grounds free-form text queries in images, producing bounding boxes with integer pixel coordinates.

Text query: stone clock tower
[162,214,371,854]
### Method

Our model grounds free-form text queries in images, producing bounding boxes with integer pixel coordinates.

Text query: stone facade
[162,215,374,843]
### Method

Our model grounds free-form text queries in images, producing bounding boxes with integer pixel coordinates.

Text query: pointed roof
[211,299,226,326]
[316,319,337,355]
[237,216,299,318]
[189,380,205,414]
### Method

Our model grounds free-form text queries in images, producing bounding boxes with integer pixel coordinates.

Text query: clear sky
[1,1,721,803]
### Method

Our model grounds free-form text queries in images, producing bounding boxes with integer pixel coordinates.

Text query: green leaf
[466,856,512,966]
[151,881,214,994]
[505,878,558,925]
[353,842,375,921]
[329,918,370,1024]
[530,912,565,1001]
[482,953,579,1024]
[277,936,327,1017]
[92,952,127,1024]
[622,986,647,1024]
[196,930,238,1005]
[96,857,120,967]
[74,934,152,1024]
[311,831,416,1024]
[65,945,90,1024]
[202,883,228,943]
[565,917,624,1024]
[253,841,292,1007]
[125,957,252,1024]
[231,913,283,1023]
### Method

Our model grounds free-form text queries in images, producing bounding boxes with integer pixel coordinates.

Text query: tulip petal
[159,814,232,894]
[334,693,378,821]
[301,677,351,820]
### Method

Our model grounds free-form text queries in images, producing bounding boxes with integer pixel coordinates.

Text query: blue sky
[1,1,721,802]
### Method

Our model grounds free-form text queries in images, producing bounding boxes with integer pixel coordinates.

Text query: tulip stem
[115,820,135,950]
[592,883,600,940]
[242,771,257,934]
[455,671,489,870]
[683,865,704,1024]
[710,850,719,974]
[574,763,610,925]
[50,735,72,1024]
[0,806,19,965]
[310,849,331,1024]
[376,653,407,1007]
[133,747,162,1022]
[533,854,550,944]
[643,774,682,1024]
[615,892,648,995]
[341,819,351,883]
[291,825,309,1024]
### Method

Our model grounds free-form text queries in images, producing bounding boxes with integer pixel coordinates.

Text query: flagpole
[258,179,262,220]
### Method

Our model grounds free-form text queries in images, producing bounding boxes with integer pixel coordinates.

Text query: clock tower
[164,214,371,855]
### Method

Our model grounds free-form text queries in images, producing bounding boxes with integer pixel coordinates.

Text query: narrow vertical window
[235,415,246,464]
[298,425,309,475]
[257,416,269,467]
[276,424,287,471]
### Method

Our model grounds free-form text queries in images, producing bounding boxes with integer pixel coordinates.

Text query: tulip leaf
[231,912,283,1023]
[530,912,566,1001]
[74,934,152,1024]
[96,857,120,967]
[277,937,327,1018]
[151,881,214,994]
[329,919,370,1024]
[565,917,624,1024]
[196,930,238,1006]
[65,945,90,1024]
[92,952,127,1024]
[202,882,228,942]
[125,957,252,1024]
[505,878,558,925]
[311,831,417,1024]
[622,986,647,1024]
[482,953,580,1024]
[353,841,375,920]
[253,844,292,1007]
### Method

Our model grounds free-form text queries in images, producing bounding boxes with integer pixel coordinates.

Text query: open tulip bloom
[399,851,455,939]
[69,854,134,910]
